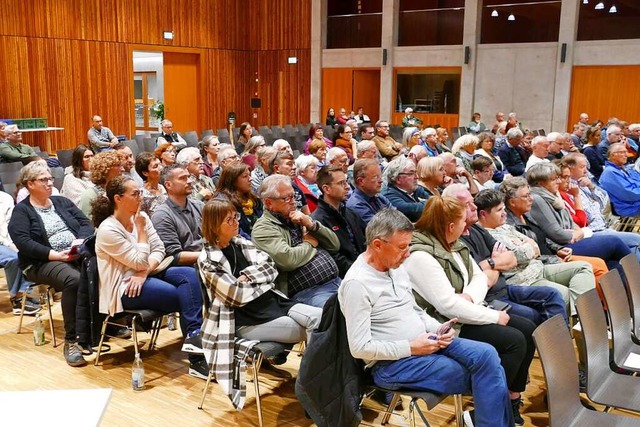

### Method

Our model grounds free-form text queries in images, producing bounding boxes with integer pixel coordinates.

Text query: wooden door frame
[134,71,157,131]
[127,44,208,137]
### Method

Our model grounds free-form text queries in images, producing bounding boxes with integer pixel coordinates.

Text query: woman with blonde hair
[416,156,447,197]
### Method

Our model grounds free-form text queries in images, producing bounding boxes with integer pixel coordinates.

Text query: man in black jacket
[312,166,366,278]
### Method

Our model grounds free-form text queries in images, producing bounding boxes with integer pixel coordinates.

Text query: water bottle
[33,314,45,346]
[167,313,177,331]
[132,353,145,391]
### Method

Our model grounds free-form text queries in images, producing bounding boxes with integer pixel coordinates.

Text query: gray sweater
[338,254,442,366]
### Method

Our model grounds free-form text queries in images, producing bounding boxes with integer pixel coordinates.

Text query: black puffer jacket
[76,236,104,347]
[295,294,365,427]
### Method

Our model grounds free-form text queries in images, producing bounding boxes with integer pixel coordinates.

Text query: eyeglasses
[269,194,295,203]
[225,212,241,225]
[516,193,533,200]
[127,190,142,198]
[32,177,54,184]
[379,239,412,253]
[330,180,349,187]
[398,171,417,177]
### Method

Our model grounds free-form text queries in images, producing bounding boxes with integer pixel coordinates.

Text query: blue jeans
[496,285,568,326]
[0,244,32,296]
[371,338,513,427]
[566,233,631,271]
[121,266,203,338]
[291,277,340,308]
[595,229,640,262]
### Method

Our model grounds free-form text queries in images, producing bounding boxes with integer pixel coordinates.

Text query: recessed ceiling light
[582,0,589,3]
[491,9,499,17]
[508,14,515,21]
[609,5,617,13]
[595,2,605,9]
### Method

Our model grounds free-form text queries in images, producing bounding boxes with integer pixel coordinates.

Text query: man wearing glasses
[599,142,640,217]
[252,174,340,308]
[381,156,427,222]
[0,125,38,163]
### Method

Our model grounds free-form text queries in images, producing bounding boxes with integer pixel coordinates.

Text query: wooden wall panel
[0,0,311,150]
[568,66,640,130]
[353,70,381,125]
[391,112,460,131]
[322,68,354,123]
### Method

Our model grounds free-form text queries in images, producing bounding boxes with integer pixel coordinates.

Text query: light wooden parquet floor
[0,282,637,427]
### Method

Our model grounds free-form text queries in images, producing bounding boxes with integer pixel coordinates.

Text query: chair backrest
[537,129,546,136]
[56,148,74,168]
[201,129,214,138]
[184,131,199,148]
[599,269,636,368]
[575,289,612,389]
[133,134,145,145]
[532,315,584,427]
[51,167,65,191]
[124,140,140,158]
[142,138,155,153]
[620,253,640,340]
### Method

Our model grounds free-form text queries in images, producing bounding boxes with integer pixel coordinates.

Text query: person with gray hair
[497,126,527,177]
[420,127,441,157]
[273,139,293,156]
[402,127,421,149]
[407,145,427,165]
[0,125,38,164]
[524,136,550,172]
[600,142,640,217]
[571,123,587,150]
[294,154,321,212]
[211,145,241,185]
[176,146,215,202]
[401,107,423,128]
[252,174,340,308]
[251,145,276,195]
[526,162,632,269]
[87,115,118,152]
[597,124,624,161]
[339,207,513,427]
[155,119,187,150]
[381,156,427,222]
[451,134,478,174]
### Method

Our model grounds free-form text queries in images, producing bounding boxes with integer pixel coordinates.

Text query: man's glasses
[270,194,295,203]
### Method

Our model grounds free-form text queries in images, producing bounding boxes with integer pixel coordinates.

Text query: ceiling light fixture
[595,2,604,9]
[491,9,499,17]
[609,5,617,13]
[582,0,588,3]
[508,14,515,21]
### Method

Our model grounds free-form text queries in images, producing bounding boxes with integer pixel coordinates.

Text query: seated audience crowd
[3,110,638,427]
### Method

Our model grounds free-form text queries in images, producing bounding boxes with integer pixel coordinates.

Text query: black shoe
[463,409,475,427]
[259,361,293,380]
[511,397,524,426]
[182,332,204,354]
[188,357,209,380]
[578,366,587,393]
[63,342,87,367]
[10,295,41,316]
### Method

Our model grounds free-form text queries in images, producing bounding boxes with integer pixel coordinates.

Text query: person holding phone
[405,196,539,426]
[9,161,95,367]
[92,176,207,379]
[339,208,513,427]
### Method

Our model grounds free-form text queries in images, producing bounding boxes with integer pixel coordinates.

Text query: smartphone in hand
[437,318,457,336]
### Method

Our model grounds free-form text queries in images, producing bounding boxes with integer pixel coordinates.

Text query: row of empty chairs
[534,253,640,426]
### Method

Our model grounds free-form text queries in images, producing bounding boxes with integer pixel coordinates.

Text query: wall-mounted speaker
[464,46,471,64]
[560,43,567,63]
[250,98,261,108]
[382,48,387,66]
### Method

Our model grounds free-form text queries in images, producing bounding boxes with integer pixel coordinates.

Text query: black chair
[56,149,74,168]
[533,315,640,426]
[0,162,23,198]
[201,129,214,138]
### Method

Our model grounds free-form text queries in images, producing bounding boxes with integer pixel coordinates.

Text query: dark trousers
[26,261,81,342]
[459,314,536,393]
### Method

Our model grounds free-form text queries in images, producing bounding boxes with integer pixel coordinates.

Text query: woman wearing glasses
[9,161,95,367]
[92,176,207,378]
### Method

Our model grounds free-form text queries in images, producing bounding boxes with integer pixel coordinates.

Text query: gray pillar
[310,0,326,123]
[379,0,399,121]
[459,0,482,127]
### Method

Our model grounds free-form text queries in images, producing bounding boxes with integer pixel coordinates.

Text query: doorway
[133,51,164,134]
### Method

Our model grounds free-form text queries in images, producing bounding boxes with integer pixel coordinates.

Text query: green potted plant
[150,101,164,126]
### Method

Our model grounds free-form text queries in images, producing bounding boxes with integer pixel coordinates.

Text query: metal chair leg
[94,317,110,366]
[453,394,464,427]
[381,392,401,425]
[45,287,57,347]
[253,351,265,427]
[409,399,418,427]
[148,317,162,350]
[198,367,215,410]
[17,289,28,334]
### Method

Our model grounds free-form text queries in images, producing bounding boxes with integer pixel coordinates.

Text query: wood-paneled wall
[0,0,310,151]
[568,65,640,130]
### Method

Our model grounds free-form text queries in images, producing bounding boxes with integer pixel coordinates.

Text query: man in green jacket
[252,174,340,308]
[0,125,37,163]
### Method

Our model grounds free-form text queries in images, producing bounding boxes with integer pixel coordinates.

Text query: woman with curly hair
[79,150,124,218]
[215,162,262,237]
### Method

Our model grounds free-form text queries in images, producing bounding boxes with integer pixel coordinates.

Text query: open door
[163,52,200,134]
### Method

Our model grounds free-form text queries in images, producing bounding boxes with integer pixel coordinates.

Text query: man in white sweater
[338,208,513,427]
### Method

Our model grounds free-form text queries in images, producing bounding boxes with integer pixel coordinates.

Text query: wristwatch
[487,258,496,269]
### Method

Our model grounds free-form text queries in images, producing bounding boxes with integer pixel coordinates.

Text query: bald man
[87,115,118,152]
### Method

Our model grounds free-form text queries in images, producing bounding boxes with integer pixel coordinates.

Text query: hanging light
[609,5,617,13]
[582,0,589,3]
[595,2,605,9]
[508,14,515,21]
[491,9,499,17]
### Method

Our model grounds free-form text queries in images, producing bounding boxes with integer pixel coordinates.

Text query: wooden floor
[0,282,637,427]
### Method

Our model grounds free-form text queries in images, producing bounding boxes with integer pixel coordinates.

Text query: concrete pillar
[551,0,580,131]
[459,0,482,126]
[310,0,326,123]
[379,0,399,121]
